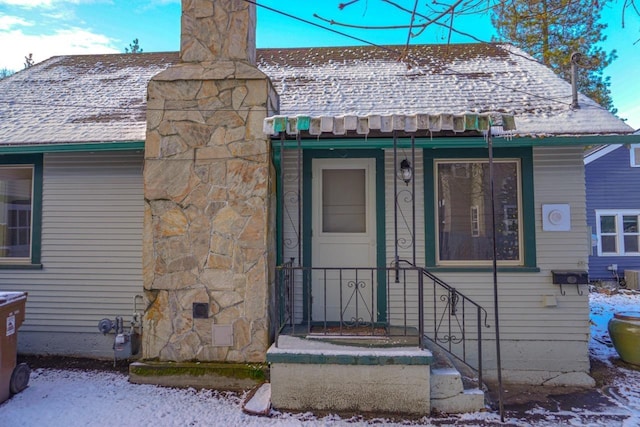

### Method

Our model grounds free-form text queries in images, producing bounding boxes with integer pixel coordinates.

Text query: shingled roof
[0,52,178,145]
[257,44,631,137]
[0,43,632,146]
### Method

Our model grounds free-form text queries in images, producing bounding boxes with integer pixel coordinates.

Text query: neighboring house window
[0,155,42,266]
[425,148,536,269]
[596,211,640,256]
[631,144,640,167]
[470,205,480,237]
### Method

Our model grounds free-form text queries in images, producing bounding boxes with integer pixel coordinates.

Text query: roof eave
[0,141,145,155]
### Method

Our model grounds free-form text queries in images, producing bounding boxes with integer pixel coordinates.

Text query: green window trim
[424,147,537,269]
[0,154,43,267]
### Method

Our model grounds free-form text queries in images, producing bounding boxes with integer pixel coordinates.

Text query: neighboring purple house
[585,131,640,288]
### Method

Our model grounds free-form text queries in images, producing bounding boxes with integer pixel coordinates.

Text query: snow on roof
[257,43,631,137]
[0,44,632,146]
[0,53,178,145]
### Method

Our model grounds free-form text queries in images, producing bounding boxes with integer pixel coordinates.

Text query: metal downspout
[488,131,505,421]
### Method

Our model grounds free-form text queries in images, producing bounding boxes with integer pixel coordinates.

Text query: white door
[311,158,377,324]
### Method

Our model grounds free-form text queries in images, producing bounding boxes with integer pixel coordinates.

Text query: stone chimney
[142,0,279,365]
[180,1,256,63]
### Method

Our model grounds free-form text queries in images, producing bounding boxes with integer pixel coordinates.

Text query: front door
[311,158,377,324]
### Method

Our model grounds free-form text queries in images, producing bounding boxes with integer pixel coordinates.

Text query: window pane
[601,236,617,253]
[624,235,639,253]
[437,161,519,262]
[322,169,366,233]
[0,167,33,258]
[633,147,640,167]
[623,216,638,233]
[600,216,616,233]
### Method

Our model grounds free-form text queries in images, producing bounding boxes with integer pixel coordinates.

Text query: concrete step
[431,388,486,414]
[427,343,487,414]
[431,368,464,399]
[267,337,433,416]
[430,368,486,413]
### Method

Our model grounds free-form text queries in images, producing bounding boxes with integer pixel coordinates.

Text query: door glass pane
[322,169,366,233]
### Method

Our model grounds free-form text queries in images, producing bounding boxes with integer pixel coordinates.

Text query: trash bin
[0,291,30,404]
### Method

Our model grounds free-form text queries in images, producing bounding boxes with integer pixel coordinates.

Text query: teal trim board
[266,350,433,366]
[0,141,144,154]
[271,134,640,151]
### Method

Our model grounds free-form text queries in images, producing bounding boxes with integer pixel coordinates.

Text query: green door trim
[302,149,387,323]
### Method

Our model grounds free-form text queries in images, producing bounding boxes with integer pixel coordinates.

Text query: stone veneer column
[142,0,279,363]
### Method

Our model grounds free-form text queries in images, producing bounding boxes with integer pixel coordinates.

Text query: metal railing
[417,264,490,388]
[275,263,424,343]
[275,261,490,388]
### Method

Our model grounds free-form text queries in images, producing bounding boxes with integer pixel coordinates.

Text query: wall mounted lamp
[400,159,412,185]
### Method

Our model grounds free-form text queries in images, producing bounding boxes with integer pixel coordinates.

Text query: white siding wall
[0,151,144,358]
[385,149,425,326]
[384,149,426,266]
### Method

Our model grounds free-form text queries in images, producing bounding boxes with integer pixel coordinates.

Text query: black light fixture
[400,159,412,185]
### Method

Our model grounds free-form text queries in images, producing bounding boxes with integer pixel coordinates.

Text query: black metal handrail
[412,262,490,389]
[275,264,425,342]
[274,261,489,389]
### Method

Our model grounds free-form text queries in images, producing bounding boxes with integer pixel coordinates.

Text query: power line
[243,0,400,56]
[249,0,579,108]
[0,1,604,114]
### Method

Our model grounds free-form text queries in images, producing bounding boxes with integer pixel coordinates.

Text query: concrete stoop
[267,336,433,416]
[266,335,486,417]
[430,368,486,414]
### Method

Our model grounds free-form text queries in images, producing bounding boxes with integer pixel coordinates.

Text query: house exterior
[255,43,636,407]
[585,135,640,287]
[0,53,176,357]
[1,0,638,416]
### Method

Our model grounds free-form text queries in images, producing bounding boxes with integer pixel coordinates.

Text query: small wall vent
[193,303,209,319]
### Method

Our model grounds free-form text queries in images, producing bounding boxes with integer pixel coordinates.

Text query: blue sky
[0,0,638,129]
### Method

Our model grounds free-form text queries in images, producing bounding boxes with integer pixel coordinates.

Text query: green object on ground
[608,311,640,366]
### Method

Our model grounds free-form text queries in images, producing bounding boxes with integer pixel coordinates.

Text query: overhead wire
[312,0,572,68]
[402,0,421,57]
[242,0,401,56]
[0,0,607,114]
[249,0,581,108]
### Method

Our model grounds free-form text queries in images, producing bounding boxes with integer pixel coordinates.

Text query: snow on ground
[1,290,639,426]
